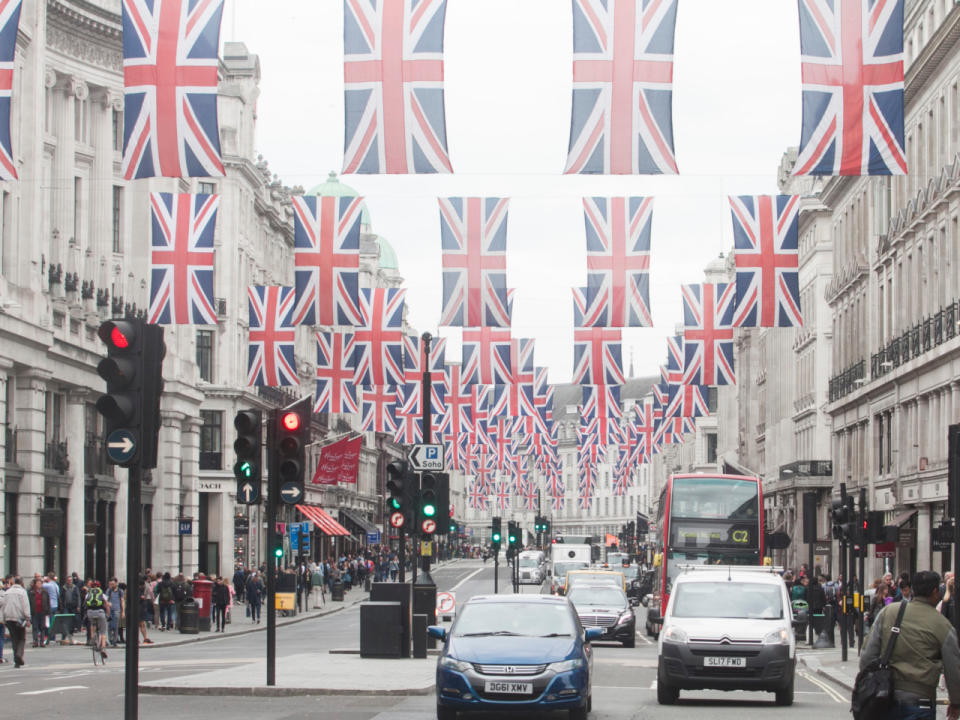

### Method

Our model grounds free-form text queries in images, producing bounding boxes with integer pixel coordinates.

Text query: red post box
[192,578,214,632]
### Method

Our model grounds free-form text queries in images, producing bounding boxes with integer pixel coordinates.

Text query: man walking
[1,577,30,667]
[861,571,960,719]
[246,571,263,624]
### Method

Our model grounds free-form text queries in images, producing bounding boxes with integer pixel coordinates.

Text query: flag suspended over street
[794,0,906,176]
[121,0,226,179]
[730,195,802,327]
[342,0,452,174]
[147,192,218,325]
[461,327,513,386]
[681,282,736,386]
[0,0,22,180]
[580,196,653,327]
[247,286,298,387]
[353,287,406,388]
[572,327,625,386]
[291,195,364,327]
[314,331,359,414]
[438,197,512,327]
[361,385,398,433]
[565,0,679,175]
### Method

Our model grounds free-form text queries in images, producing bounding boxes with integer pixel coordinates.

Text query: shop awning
[891,509,918,527]
[339,508,378,535]
[296,504,350,536]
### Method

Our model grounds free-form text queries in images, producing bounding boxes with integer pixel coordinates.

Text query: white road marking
[636,630,652,645]
[18,685,89,695]
[797,669,846,703]
[450,566,486,592]
[0,681,21,687]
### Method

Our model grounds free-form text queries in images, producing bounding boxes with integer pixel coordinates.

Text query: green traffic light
[388,497,401,510]
[423,503,437,518]
[273,547,283,558]
[492,532,501,542]
[236,461,254,479]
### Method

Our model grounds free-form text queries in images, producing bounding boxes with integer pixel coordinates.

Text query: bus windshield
[670,476,759,521]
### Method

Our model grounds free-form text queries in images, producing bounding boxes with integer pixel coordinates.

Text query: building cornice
[904,2,960,106]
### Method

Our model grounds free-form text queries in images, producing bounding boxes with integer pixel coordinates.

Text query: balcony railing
[828,359,865,402]
[4,424,17,463]
[44,439,69,473]
[871,302,960,381]
[84,438,110,476]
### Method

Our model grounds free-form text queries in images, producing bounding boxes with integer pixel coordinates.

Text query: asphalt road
[0,559,885,719]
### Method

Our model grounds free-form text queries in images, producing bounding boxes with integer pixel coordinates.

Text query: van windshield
[553,561,588,579]
[519,557,539,568]
[672,582,783,620]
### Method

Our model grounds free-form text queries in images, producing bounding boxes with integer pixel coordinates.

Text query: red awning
[296,504,350,536]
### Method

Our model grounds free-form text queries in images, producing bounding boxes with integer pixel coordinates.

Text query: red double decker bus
[645,474,766,637]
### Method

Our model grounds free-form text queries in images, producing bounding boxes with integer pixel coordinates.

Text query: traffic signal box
[234,410,262,503]
[420,473,438,535]
[387,461,418,530]
[95,319,165,469]
[491,517,502,550]
[508,521,520,551]
[273,397,310,503]
[435,473,450,535]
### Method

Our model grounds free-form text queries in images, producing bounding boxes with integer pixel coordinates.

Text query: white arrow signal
[108,436,135,454]
[240,482,255,503]
[281,485,301,499]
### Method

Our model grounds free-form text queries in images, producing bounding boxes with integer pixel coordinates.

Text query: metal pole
[123,464,142,720]
[494,553,499,594]
[808,532,815,646]
[266,410,277,687]
[398,525,406,584]
[840,537,848,662]
[858,487,867,654]
[950,424,960,638]
[421,332,432,576]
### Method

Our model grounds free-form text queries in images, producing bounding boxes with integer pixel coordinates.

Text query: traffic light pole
[858,488,867,654]
[839,536,848,662]
[266,410,278,687]
[124,464,142,720]
[420,331,433,578]
[493,553,499,594]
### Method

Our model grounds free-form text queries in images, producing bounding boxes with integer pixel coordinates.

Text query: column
[158,410,185,573]
[49,72,77,265]
[917,504,931,570]
[64,389,89,576]
[181,417,202,578]
[15,370,52,574]
[90,88,122,272]
[0,357,11,574]
[952,382,960,425]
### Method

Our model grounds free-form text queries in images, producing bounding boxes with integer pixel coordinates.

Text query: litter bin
[331,579,345,602]
[360,601,403,658]
[791,600,809,642]
[179,600,199,634]
[192,579,213,631]
[50,613,75,644]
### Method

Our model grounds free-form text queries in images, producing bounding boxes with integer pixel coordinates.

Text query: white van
[517,550,546,584]
[655,566,797,706]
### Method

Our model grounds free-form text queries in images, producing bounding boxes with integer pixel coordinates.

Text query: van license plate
[485,681,534,694]
[703,656,746,667]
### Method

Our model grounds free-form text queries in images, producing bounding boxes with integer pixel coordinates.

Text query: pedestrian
[156,572,175,631]
[212,576,229,632]
[939,575,955,620]
[27,578,50,647]
[104,578,123,646]
[389,556,399,582]
[61,575,80,637]
[246,571,263,624]
[41,574,60,620]
[1,576,30,667]
[233,565,246,605]
[138,578,154,645]
[860,571,960,720]
[310,562,325,609]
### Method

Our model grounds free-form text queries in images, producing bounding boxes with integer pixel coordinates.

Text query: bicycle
[87,609,108,666]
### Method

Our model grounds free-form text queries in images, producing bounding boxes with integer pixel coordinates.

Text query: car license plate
[703,656,746,668]
[485,680,534,695]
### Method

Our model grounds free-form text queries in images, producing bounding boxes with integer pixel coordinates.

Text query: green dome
[306,171,372,227]
[377,236,399,270]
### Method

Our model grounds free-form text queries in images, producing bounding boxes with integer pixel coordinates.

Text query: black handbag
[851,600,908,719]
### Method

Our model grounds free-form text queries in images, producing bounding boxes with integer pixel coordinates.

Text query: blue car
[429,594,602,720]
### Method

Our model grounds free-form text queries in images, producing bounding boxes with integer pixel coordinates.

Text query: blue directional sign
[279,481,304,505]
[106,429,138,464]
[237,480,260,505]
[290,523,300,551]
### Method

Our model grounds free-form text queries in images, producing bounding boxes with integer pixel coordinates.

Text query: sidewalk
[796,649,858,692]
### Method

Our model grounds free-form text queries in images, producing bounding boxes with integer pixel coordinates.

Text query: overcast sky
[221,0,802,384]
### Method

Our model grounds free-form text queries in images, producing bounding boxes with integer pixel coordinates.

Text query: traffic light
[420,472,438,522]
[491,516,502,550]
[543,518,551,538]
[95,319,165,469]
[449,519,458,534]
[273,541,283,561]
[508,520,520,550]
[386,460,417,529]
[435,473,451,535]
[841,495,858,542]
[865,510,884,544]
[273,397,310,504]
[234,410,262,504]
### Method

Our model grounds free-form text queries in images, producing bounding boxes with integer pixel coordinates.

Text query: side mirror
[427,625,447,641]
[584,627,603,642]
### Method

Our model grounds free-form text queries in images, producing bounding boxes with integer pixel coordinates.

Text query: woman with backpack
[156,573,176,631]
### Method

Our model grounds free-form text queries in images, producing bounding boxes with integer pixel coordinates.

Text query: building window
[74,96,89,144]
[199,410,223,470]
[112,109,124,152]
[877,415,884,474]
[706,432,718,464]
[199,182,216,196]
[196,330,214,382]
[73,177,82,245]
[112,187,122,254]
[707,387,718,413]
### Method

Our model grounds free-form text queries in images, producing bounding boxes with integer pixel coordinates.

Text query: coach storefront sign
[198,480,224,492]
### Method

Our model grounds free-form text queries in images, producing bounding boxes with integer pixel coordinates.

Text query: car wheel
[568,699,589,720]
[657,674,679,705]
[622,633,636,648]
[775,675,794,706]
[436,703,457,720]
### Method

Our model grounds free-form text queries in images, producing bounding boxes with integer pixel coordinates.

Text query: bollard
[412,613,428,658]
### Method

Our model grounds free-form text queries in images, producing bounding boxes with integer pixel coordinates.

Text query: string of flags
[0,0,910,509]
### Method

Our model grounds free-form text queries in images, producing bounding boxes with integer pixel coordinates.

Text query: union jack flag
[441,364,473,463]
[682,283,736,386]
[461,327,513,386]
[343,0,452,174]
[665,334,684,382]
[491,480,511,513]
[795,0,906,176]
[581,197,653,327]
[314,331,359,414]
[566,0,678,175]
[247,286,297,387]
[121,0,225,179]
[469,385,492,452]
[672,383,710,419]
[147,192,218,325]
[730,195,802,327]
[582,384,622,448]
[353,288,406,388]
[400,335,446,415]
[633,401,656,457]
[490,418,515,475]
[489,338,535,420]
[392,397,422,444]
[439,197,512,327]
[472,446,496,493]
[361,386,398,433]
[291,195,364,327]
[467,479,488,511]
[519,478,538,511]
[572,327,625,386]
[0,0,22,180]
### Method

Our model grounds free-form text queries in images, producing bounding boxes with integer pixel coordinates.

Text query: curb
[798,654,855,692]
[138,684,434,697]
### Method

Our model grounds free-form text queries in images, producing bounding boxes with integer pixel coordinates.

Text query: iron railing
[828,359,866,402]
[44,439,69,473]
[871,302,960,381]
[4,424,17,463]
[84,438,109,476]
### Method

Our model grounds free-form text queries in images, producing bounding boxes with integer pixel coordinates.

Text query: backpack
[85,587,104,609]
[824,582,837,601]
[173,583,186,602]
[159,583,174,603]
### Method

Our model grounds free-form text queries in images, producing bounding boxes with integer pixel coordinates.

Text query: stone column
[49,72,78,263]
[64,389,89,576]
[158,410,185,573]
[181,417,202,578]
[15,370,52,574]
[91,88,122,269]
[0,357,11,574]
[952,381,960,425]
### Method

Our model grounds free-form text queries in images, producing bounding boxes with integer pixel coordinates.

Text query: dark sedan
[566,584,636,648]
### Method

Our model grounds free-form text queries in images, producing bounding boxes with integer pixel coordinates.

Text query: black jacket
[212,583,230,607]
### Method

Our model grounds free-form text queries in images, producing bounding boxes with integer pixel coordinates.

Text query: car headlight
[763,629,790,645]
[662,625,688,644]
[549,658,585,673]
[617,611,634,625]
[439,656,473,673]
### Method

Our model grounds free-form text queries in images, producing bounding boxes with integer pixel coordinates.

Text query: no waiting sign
[436,591,456,615]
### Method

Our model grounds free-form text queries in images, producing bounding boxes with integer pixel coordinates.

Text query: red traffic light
[110,326,130,348]
[98,320,138,351]
[281,412,301,432]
